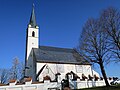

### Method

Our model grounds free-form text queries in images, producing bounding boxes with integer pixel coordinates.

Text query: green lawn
[79,85,120,90]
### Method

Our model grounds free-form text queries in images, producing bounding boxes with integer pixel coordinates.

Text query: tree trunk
[99,62,110,87]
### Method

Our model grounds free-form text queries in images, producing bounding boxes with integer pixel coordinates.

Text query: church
[25,5,99,82]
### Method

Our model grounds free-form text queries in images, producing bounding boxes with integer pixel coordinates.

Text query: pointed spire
[29,4,37,28]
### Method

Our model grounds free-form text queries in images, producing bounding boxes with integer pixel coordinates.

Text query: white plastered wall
[26,25,39,60]
[36,63,98,81]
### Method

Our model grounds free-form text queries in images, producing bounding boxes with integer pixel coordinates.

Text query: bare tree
[0,58,24,83]
[77,18,111,86]
[100,7,120,61]
[0,69,9,84]
[9,57,24,80]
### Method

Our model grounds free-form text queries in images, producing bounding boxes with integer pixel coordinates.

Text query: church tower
[25,5,39,63]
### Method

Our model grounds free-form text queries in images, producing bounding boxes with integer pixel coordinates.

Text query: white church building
[0,5,113,90]
[25,5,99,83]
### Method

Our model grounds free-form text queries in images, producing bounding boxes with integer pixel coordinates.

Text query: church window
[32,31,35,37]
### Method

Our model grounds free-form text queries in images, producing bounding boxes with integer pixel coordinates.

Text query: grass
[79,84,120,90]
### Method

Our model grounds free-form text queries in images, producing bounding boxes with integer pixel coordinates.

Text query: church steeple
[25,4,39,62]
[25,3,39,80]
[29,4,37,28]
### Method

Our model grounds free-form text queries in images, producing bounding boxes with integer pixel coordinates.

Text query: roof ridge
[39,45,74,50]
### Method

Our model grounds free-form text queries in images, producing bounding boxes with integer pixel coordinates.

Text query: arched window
[32,31,35,37]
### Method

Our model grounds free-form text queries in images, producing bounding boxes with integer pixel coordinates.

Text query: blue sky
[0,0,120,77]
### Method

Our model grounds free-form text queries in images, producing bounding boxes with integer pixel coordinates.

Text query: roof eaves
[36,60,91,65]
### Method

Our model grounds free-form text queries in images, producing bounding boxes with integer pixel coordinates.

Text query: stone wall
[0,79,60,90]
[0,78,112,90]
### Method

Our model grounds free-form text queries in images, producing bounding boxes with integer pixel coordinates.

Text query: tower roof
[29,4,37,28]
